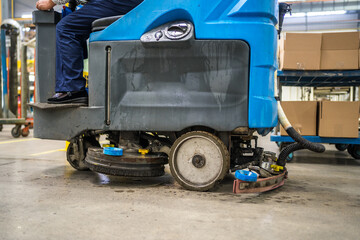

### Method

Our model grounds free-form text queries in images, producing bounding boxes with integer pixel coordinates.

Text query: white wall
[283,12,360,32]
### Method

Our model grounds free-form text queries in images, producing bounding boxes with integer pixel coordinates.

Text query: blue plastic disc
[235,170,258,182]
[103,147,123,156]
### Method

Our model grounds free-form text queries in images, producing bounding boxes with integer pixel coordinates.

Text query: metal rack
[277,70,360,87]
[272,69,360,160]
[0,20,34,137]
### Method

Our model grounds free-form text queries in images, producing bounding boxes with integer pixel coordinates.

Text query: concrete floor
[0,125,359,240]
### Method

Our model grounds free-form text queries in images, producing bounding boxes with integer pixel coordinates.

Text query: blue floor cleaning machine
[32,0,324,191]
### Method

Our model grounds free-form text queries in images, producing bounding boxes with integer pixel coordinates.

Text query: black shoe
[47,91,88,104]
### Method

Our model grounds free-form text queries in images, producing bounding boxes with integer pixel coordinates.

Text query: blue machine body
[90,0,279,130]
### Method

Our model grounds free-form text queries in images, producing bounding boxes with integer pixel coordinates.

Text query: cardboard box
[281,50,321,70]
[359,49,360,69]
[281,33,322,51]
[318,101,360,138]
[280,33,322,70]
[280,101,318,136]
[322,32,359,50]
[321,50,359,70]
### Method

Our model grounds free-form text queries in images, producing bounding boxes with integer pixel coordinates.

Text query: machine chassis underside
[65,127,282,191]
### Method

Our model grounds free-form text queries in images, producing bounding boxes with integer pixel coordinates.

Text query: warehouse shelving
[271,69,360,160]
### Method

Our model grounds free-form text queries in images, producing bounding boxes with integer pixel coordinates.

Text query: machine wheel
[21,127,30,137]
[335,144,348,152]
[169,131,230,191]
[11,125,21,138]
[347,145,360,160]
[66,136,100,171]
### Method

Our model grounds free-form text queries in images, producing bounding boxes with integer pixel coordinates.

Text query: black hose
[277,143,304,167]
[286,128,325,153]
[277,127,326,167]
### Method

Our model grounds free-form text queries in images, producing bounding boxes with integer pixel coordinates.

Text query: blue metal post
[1,29,8,117]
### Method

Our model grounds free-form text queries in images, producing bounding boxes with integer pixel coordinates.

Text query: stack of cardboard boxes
[280,101,360,138]
[279,32,359,138]
[280,32,360,70]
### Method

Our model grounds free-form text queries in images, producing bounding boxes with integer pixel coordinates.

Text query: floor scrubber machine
[31,0,324,191]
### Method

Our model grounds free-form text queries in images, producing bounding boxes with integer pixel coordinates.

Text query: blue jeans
[55,0,143,92]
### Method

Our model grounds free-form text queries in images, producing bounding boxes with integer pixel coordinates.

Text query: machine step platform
[29,103,87,109]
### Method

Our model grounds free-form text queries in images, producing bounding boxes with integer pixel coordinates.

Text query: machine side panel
[89,40,249,132]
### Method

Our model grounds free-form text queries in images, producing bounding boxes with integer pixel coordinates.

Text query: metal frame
[278,70,360,87]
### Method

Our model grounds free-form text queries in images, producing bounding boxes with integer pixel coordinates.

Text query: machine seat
[91,15,123,32]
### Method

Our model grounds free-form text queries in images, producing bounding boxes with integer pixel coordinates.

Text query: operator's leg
[50,0,143,103]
